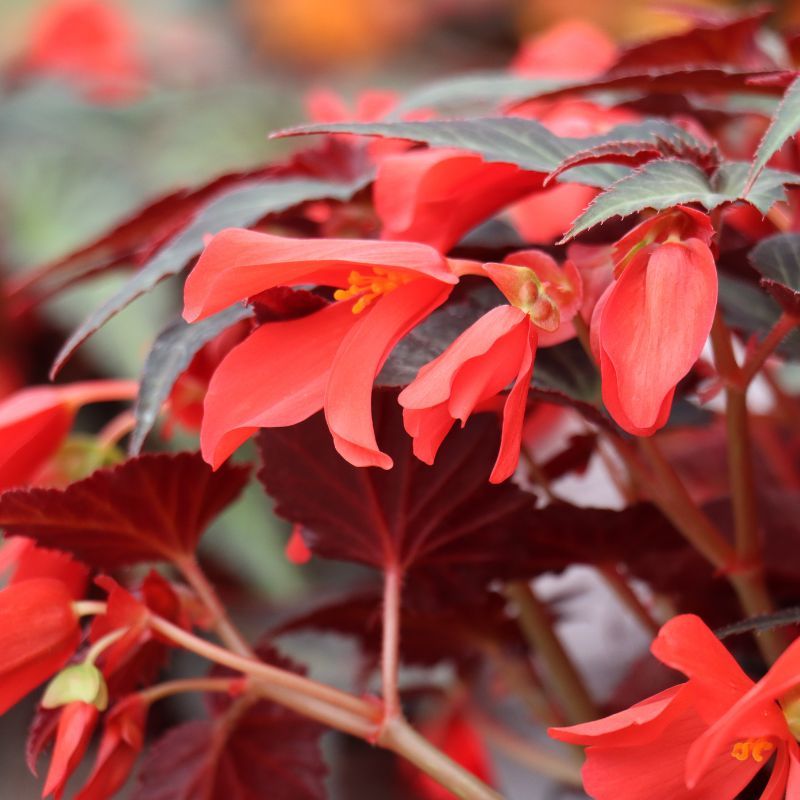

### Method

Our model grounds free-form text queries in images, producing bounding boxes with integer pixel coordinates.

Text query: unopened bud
[42,663,109,711]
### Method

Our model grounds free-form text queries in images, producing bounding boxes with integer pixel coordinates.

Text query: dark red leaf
[540,433,597,482]
[272,588,524,672]
[25,168,272,297]
[132,646,326,800]
[518,68,791,107]
[257,389,537,594]
[610,9,774,72]
[544,141,662,186]
[0,452,250,568]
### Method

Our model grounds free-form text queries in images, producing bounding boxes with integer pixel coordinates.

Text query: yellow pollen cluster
[333,268,413,314]
[730,738,774,763]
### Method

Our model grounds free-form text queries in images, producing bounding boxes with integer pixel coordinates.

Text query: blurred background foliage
[0,0,798,796]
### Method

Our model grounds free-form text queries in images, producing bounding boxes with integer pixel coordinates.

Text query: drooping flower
[43,702,100,799]
[399,251,582,482]
[0,579,81,715]
[591,207,717,436]
[21,0,146,103]
[0,380,138,491]
[74,695,148,800]
[183,230,457,470]
[550,614,800,799]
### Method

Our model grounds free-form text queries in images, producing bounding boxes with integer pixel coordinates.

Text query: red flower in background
[22,0,146,103]
[0,579,81,715]
[0,380,138,491]
[511,19,618,78]
[400,250,581,482]
[374,148,541,252]
[591,207,717,436]
[550,614,800,799]
[183,230,457,469]
[43,702,100,800]
[373,21,635,254]
[407,712,496,800]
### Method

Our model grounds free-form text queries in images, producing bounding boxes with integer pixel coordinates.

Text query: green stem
[505,582,598,724]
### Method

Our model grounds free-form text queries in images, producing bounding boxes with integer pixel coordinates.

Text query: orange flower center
[333,268,413,313]
[730,738,774,763]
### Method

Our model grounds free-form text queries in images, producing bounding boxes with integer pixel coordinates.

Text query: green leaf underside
[563,160,800,241]
[750,233,800,293]
[52,175,370,376]
[130,304,254,455]
[747,74,800,189]
[277,118,705,188]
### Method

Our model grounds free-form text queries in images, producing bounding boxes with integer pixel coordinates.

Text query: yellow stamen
[730,738,774,763]
[332,268,413,314]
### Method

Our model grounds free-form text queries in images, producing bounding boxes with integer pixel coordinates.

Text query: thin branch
[381,566,403,720]
[505,582,598,724]
[175,555,254,658]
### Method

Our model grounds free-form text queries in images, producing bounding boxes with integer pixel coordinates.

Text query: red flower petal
[598,240,717,434]
[490,324,536,483]
[325,280,453,468]
[74,695,148,800]
[183,229,454,322]
[201,301,359,467]
[43,702,99,799]
[374,148,541,253]
[511,20,617,78]
[0,579,80,715]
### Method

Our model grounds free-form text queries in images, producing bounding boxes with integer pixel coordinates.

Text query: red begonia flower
[43,701,100,799]
[0,380,138,491]
[591,208,717,436]
[22,0,146,103]
[183,230,457,469]
[0,579,81,715]
[0,537,89,600]
[74,695,148,800]
[374,147,542,252]
[550,614,800,799]
[399,252,579,482]
[511,19,618,78]
[400,304,536,483]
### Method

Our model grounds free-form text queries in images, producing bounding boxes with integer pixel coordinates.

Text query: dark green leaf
[51,175,369,377]
[276,118,703,189]
[749,233,800,315]
[746,74,800,190]
[130,304,254,455]
[718,274,800,359]
[563,160,800,240]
